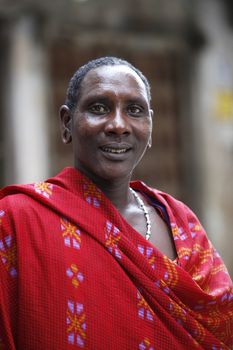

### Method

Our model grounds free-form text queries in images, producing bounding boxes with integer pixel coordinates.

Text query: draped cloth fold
[0,167,232,349]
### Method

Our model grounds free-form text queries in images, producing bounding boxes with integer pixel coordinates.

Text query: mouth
[100,147,130,154]
[99,143,132,159]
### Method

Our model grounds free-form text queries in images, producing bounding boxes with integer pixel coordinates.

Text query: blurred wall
[193,0,233,274]
[0,0,232,275]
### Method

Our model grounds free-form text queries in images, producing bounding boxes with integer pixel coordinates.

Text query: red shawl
[0,167,232,349]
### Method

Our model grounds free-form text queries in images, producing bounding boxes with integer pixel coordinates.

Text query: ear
[147,136,152,149]
[147,108,154,149]
[59,105,72,144]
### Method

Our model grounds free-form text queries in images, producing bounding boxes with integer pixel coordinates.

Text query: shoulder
[0,184,43,222]
[1,184,32,205]
[132,180,192,214]
[131,180,203,231]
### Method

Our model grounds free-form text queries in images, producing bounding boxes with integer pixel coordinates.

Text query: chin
[95,166,133,182]
[76,161,134,183]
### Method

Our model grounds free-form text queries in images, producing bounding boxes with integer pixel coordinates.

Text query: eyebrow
[125,97,148,106]
[85,96,110,105]
[83,94,148,106]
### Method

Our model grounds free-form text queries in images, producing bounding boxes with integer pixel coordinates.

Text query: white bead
[129,188,152,241]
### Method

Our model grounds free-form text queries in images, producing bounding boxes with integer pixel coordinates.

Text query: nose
[104,108,130,135]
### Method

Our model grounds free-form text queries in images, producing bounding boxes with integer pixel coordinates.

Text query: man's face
[63,65,153,183]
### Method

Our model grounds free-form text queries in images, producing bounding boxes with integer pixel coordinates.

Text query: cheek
[137,122,152,143]
[72,119,91,139]
[73,116,103,138]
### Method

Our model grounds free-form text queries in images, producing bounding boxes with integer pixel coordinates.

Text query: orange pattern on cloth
[0,167,232,349]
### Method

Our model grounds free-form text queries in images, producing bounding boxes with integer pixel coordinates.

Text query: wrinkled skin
[60,65,177,260]
[60,65,153,187]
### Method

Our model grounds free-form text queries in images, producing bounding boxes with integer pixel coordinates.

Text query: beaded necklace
[129,188,152,241]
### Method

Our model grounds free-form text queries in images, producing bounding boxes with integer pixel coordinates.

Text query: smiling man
[0,57,232,350]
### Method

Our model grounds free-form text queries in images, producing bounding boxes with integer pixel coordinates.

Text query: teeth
[102,147,128,154]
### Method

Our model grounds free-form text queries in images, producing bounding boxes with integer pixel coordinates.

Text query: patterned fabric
[0,167,232,349]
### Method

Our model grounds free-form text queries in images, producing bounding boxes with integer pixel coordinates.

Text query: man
[0,56,232,349]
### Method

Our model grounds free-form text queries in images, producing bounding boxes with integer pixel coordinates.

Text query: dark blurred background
[0,0,233,275]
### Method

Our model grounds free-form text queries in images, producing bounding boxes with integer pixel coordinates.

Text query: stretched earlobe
[147,109,153,149]
[63,128,72,144]
[60,105,72,144]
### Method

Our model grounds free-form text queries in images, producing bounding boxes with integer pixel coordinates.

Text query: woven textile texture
[0,167,232,349]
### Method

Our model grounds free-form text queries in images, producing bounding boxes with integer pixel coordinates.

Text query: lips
[101,147,129,154]
[99,143,132,156]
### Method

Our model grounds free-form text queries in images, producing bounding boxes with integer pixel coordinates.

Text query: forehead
[79,65,149,101]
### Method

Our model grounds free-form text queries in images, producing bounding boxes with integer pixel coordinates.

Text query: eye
[127,104,144,116]
[88,103,109,115]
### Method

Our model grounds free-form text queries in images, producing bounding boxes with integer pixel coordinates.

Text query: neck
[101,182,132,211]
[76,166,133,211]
